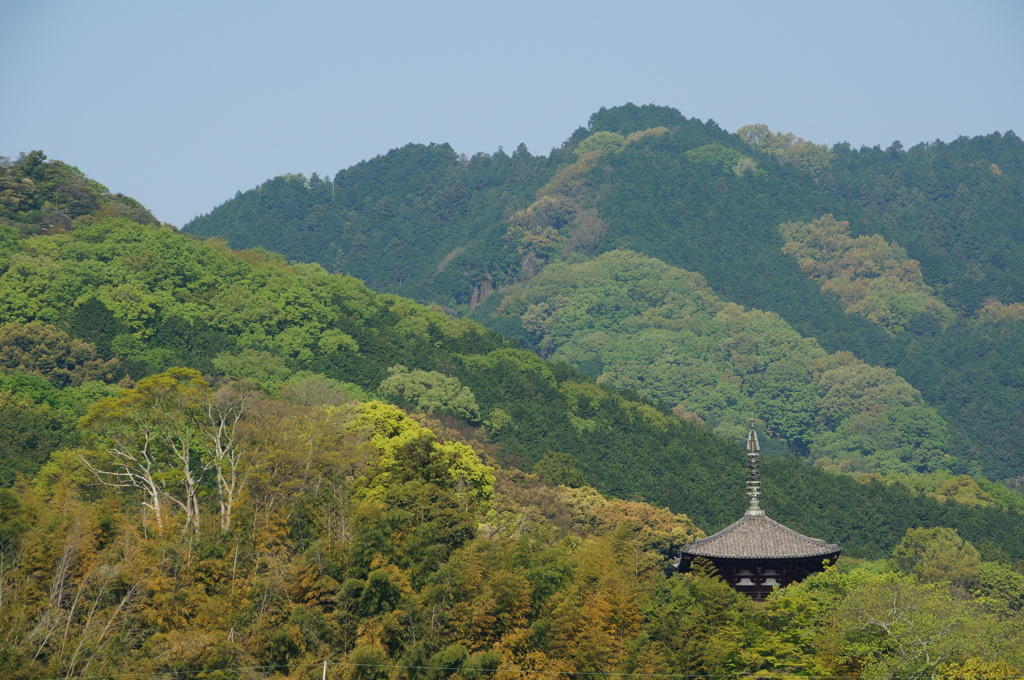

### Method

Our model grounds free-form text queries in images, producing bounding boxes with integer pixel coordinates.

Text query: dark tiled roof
[681,513,840,560]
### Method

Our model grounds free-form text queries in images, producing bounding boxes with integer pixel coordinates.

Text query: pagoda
[677,422,841,600]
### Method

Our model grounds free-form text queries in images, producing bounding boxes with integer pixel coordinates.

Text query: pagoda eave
[678,552,841,601]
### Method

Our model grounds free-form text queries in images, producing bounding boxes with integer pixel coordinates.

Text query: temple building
[677,422,841,600]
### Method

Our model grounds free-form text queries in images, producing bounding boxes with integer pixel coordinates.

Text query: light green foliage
[30,447,97,497]
[378,364,481,422]
[972,562,1024,612]
[780,214,953,333]
[734,123,793,154]
[723,569,847,677]
[624,126,670,144]
[975,477,1024,512]
[885,470,1017,509]
[506,125,667,268]
[275,371,370,405]
[98,282,161,337]
[318,328,359,353]
[554,483,703,553]
[716,567,1024,679]
[506,249,719,352]
[505,124,671,265]
[889,527,981,589]
[0,219,228,334]
[646,566,752,676]
[0,252,69,324]
[814,362,924,426]
[212,349,291,391]
[577,127,669,157]
[350,401,494,507]
[839,574,1020,678]
[483,406,514,436]
[0,216,458,378]
[812,406,951,474]
[60,379,120,411]
[928,473,1004,508]
[504,166,601,263]
[730,156,758,177]
[383,293,483,343]
[491,249,951,473]
[937,658,1024,680]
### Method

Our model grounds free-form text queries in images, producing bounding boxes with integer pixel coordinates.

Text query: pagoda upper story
[677,421,841,600]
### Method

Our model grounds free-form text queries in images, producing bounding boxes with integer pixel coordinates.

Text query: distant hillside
[487,249,951,477]
[183,104,1024,483]
[0,158,1021,557]
[184,142,555,305]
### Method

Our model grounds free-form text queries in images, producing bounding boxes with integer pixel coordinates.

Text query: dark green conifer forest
[2,106,1024,678]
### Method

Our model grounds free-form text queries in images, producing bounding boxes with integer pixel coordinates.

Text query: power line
[40,659,1024,680]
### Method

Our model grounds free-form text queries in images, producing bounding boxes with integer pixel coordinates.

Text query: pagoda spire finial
[745,418,764,516]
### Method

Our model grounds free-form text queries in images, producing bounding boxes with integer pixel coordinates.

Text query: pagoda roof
[681,513,841,560]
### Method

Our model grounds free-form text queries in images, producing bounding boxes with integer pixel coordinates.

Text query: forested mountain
[487,249,952,477]
[3,146,1024,678]
[8,190,1021,552]
[184,104,1024,484]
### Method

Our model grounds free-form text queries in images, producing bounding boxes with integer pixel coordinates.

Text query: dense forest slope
[0,149,1021,546]
[487,249,951,476]
[5,204,1022,554]
[2,152,1024,679]
[184,104,1024,483]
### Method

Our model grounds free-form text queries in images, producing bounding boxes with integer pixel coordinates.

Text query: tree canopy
[1,144,1023,678]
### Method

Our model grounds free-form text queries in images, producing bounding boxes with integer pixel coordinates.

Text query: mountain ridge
[183,104,1024,483]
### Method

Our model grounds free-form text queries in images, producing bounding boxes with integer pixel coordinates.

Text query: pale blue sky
[3,0,1022,227]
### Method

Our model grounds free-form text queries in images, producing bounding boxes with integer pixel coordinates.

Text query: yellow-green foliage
[574,131,626,155]
[624,126,669,144]
[2,384,1023,679]
[350,400,495,507]
[977,298,1024,322]
[889,526,981,589]
[503,148,609,265]
[575,127,668,156]
[506,127,674,267]
[780,214,954,333]
[881,469,1024,512]
[555,483,704,553]
[0,321,117,386]
[735,123,836,178]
